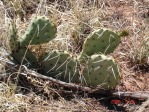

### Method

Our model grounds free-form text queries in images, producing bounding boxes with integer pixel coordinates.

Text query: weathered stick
[136,98,149,112]
[22,67,92,92]
[1,57,149,100]
[20,68,149,100]
[113,91,149,99]
[22,67,149,99]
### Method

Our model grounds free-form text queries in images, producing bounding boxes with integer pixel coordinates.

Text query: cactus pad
[20,16,57,46]
[8,23,20,51]
[11,47,38,68]
[79,29,120,59]
[82,54,120,88]
[42,50,79,82]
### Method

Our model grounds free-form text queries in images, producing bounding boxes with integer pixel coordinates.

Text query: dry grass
[0,82,103,112]
[0,0,149,111]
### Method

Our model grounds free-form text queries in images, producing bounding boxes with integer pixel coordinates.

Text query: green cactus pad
[42,50,79,82]
[82,54,120,88]
[11,47,38,68]
[8,23,20,51]
[79,29,120,59]
[20,16,57,46]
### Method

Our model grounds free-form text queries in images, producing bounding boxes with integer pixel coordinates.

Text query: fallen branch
[20,65,112,95]
[22,67,92,92]
[113,91,149,100]
[22,67,149,100]
[136,97,149,112]
[1,57,149,100]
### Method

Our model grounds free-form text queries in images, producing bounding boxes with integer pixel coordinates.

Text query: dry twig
[136,98,149,112]
[1,57,149,100]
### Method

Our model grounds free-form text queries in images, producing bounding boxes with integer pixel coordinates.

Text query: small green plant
[8,16,121,89]
[118,29,129,37]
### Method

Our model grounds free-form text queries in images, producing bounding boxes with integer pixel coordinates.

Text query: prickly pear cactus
[8,23,19,51]
[82,54,120,88]
[8,21,39,68]
[11,47,38,68]
[8,16,121,89]
[42,50,79,82]
[20,16,57,46]
[79,29,120,59]
[8,16,57,68]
